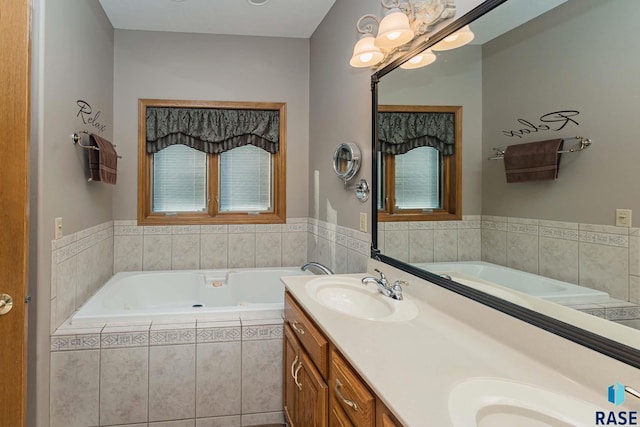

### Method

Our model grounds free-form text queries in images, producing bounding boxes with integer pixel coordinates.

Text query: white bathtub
[414,261,610,305]
[71,267,311,325]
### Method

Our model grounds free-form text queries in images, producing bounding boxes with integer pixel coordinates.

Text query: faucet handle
[374,268,387,283]
[393,280,408,289]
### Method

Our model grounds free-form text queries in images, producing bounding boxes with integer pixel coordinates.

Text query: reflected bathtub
[414,261,609,305]
[71,267,311,325]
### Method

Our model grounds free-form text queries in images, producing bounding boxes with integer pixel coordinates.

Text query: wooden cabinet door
[284,325,300,426]
[299,351,328,427]
[376,401,403,427]
[330,397,355,427]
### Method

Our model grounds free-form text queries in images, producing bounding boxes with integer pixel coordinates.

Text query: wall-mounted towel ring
[72,131,122,159]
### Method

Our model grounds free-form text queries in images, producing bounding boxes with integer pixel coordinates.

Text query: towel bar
[488,136,591,160]
[72,131,122,159]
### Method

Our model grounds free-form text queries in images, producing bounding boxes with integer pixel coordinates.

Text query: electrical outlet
[359,212,367,233]
[616,209,632,228]
[55,217,63,239]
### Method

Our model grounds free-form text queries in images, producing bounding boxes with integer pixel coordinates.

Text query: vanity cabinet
[284,291,404,427]
[284,293,329,427]
[329,348,375,426]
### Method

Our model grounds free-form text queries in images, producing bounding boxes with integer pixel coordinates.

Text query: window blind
[153,144,208,212]
[395,146,441,209]
[219,145,272,212]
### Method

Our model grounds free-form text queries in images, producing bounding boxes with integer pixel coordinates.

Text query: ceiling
[98,0,337,39]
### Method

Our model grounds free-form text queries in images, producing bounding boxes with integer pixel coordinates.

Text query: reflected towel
[503,138,563,183]
[88,134,118,184]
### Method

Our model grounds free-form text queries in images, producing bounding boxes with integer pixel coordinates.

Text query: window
[138,99,286,225]
[377,105,461,222]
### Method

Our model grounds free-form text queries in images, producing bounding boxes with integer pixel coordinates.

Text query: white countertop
[282,273,609,427]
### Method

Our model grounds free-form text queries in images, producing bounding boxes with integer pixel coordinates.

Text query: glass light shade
[374,9,414,49]
[400,49,436,69]
[350,35,384,68]
[431,25,475,51]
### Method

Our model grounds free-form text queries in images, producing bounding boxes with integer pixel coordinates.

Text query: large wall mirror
[372,0,640,367]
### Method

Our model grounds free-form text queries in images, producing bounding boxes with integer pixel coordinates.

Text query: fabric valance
[146,107,280,154]
[378,111,455,156]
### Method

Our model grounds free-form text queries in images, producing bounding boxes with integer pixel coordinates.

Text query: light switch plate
[616,209,632,228]
[359,212,367,233]
[55,217,63,239]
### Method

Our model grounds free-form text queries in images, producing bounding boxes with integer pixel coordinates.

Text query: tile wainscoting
[51,221,114,332]
[51,218,371,332]
[112,219,370,276]
[49,217,371,427]
[50,318,284,427]
[378,215,640,317]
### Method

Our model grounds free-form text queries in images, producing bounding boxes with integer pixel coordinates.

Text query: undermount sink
[448,378,605,427]
[304,276,418,322]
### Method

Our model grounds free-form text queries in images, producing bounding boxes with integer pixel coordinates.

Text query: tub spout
[301,262,334,275]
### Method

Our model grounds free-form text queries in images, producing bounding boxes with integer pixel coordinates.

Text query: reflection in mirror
[373,0,640,357]
[377,105,461,222]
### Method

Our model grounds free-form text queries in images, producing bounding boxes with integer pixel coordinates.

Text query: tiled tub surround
[50,318,285,427]
[113,220,310,273]
[377,215,482,263]
[113,218,370,275]
[378,215,640,320]
[52,217,370,331]
[306,218,371,274]
[49,218,371,427]
[51,221,115,332]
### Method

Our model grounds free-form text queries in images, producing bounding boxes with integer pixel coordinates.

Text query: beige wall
[379,45,484,215]
[112,30,310,220]
[308,0,486,231]
[482,0,639,224]
[32,1,115,426]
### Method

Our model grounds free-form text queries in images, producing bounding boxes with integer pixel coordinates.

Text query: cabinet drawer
[330,349,375,427]
[285,292,329,378]
[330,396,355,427]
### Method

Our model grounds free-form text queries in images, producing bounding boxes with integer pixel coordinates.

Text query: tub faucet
[361,269,404,300]
[301,261,334,275]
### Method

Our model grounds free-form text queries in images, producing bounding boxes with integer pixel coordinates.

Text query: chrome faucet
[361,269,404,300]
[301,261,334,275]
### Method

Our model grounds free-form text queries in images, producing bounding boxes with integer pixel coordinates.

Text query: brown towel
[88,134,118,184]
[503,138,563,183]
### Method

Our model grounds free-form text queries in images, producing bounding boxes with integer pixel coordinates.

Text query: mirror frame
[369,0,640,369]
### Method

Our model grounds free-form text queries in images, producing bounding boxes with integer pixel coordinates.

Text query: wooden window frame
[138,99,286,225]
[377,105,462,222]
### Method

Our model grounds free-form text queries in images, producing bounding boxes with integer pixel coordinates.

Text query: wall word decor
[76,99,107,133]
[502,110,580,138]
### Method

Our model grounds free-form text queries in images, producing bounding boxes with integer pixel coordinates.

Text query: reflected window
[378,105,461,221]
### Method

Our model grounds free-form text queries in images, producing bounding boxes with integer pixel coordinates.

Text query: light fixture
[400,48,436,69]
[431,25,474,50]
[350,0,457,70]
[247,0,269,5]
[350,18,384,68]
[375,7,414,49]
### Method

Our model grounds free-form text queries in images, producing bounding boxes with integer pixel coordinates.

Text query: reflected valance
[146,107,280,154]
[378,111,455,156]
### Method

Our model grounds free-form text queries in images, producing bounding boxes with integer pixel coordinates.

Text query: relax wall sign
[76,99,107,133]
[502,110,580,138]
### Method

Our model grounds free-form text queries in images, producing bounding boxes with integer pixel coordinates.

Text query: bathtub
[71,267,311,325]
[414,261,610,305]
